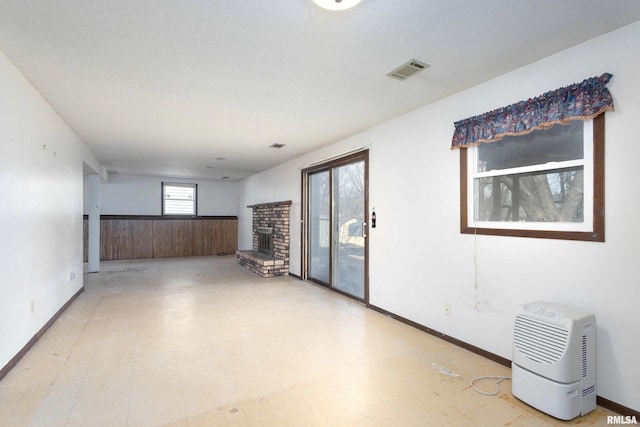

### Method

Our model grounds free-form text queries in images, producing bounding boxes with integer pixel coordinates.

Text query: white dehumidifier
[512,301,596,420]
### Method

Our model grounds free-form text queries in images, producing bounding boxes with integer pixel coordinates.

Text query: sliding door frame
[301,150,369,304]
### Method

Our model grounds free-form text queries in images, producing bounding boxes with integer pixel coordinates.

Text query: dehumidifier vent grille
[582,335,588,377]
[582,385,595,397]
[514,315,569,364]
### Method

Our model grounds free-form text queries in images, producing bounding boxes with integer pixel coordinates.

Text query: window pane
[164,200,195,215]
[477,121,583,172]
[165,185,194,201]
[333,161,365,299]
[309,171,330,283]
[461,114,604,241]
[163,184,195,215]
[474,167,583,222]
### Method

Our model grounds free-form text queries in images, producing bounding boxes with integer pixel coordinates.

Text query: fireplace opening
[257,226,274,257]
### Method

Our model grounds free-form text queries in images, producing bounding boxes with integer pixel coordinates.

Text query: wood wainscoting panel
[200,220,218,255]
[152,220,194,258]
[100,219,153,261]
[202,219,238,255]
[131,220,154,259]
[152,219,237,258]
[101,219,129,261]
[223,219,238,254]
[85,216,238,261]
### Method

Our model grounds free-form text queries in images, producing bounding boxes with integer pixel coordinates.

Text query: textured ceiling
[1,0,640,181]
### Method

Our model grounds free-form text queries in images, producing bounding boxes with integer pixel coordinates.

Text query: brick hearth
[236,200,291,277]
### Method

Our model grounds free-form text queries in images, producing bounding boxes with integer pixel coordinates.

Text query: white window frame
[467,120,593,232]
[162,182,197,216]
[460,115,607,241]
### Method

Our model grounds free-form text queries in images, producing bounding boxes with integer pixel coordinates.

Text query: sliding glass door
[308,171,330,283]
[304,151,368,302]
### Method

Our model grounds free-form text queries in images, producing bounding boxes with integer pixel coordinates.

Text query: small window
[162,182,197,215]
[460,115,604,241]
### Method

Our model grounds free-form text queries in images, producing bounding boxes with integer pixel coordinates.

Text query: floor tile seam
[124,283,145,427]
[0,394,26,426]
[64,291,109,346]
[165,296,191,425]
[23,300,107,427]
[239,388,313,426]
[59,306,114,426]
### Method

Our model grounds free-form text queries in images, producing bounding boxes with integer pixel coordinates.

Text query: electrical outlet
[30,300,35,314]
[444,304,451,316]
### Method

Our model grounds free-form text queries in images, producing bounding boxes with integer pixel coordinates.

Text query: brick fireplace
[236,200,291,277]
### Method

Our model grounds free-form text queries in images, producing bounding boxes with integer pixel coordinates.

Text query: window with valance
[453,74,613,241]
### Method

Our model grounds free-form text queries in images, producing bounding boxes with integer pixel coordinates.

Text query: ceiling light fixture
[313,0,362,11]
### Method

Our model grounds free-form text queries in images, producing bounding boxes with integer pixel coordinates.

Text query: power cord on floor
[470,376,512,396]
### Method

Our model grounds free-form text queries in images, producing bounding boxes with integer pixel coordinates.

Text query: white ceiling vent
[387,59,430,81]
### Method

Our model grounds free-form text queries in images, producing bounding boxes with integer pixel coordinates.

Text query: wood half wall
[83,216,237,261]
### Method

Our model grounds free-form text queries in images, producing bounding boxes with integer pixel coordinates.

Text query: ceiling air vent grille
[387,59,430,81]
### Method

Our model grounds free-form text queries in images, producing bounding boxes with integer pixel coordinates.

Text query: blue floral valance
[451,73,614,149]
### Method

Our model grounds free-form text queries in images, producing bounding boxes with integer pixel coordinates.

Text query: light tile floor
[0,256,615,426]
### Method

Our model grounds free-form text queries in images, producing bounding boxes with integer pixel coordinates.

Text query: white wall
[83,173,239,216]
[0,51,85,369]
[238,21,640,411]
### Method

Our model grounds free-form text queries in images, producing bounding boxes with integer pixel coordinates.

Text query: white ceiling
[1,1,640,181]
